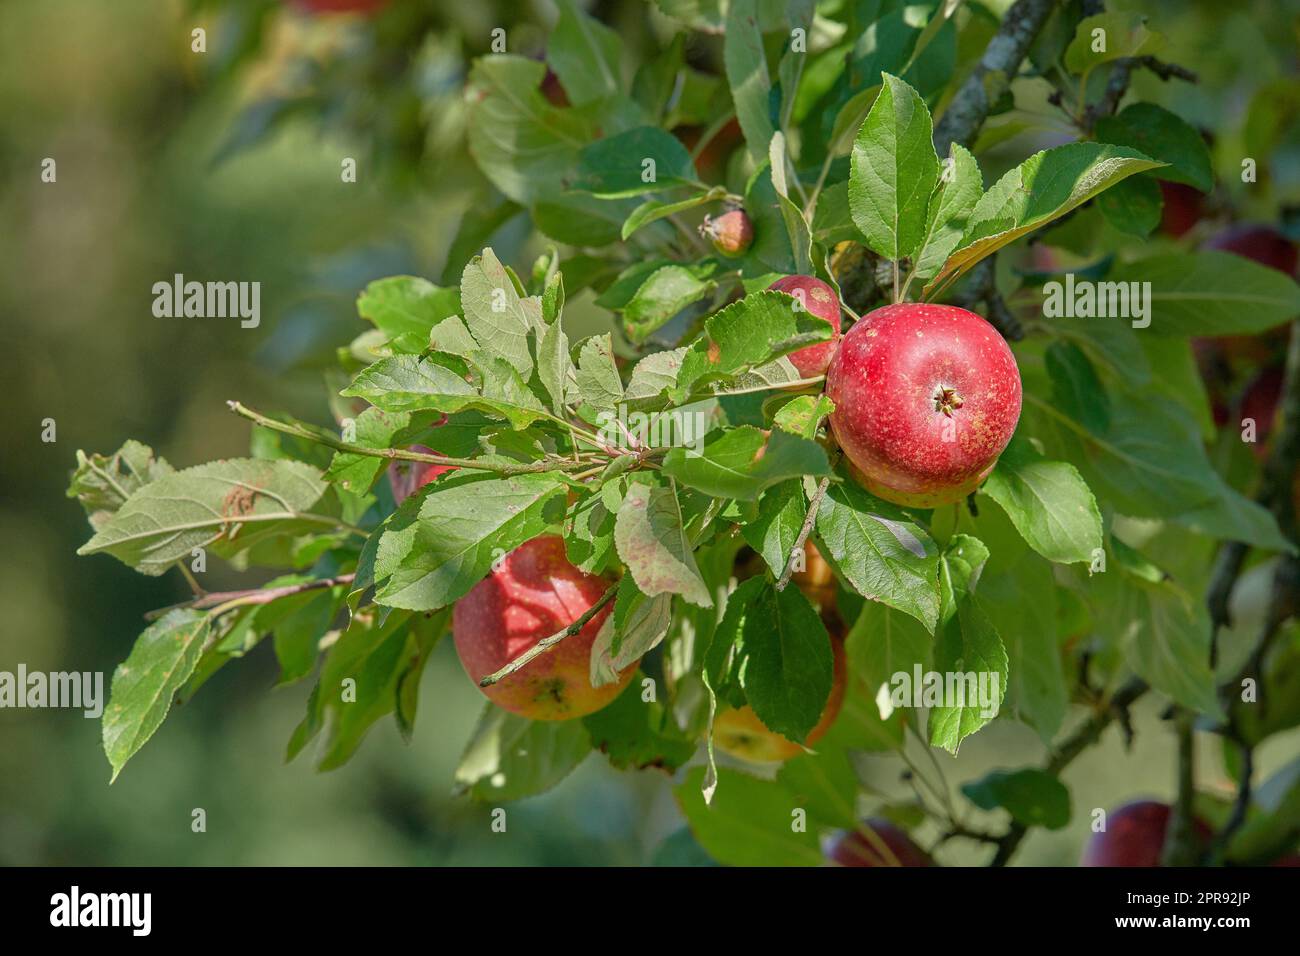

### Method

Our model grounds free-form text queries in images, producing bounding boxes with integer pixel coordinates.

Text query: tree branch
[146,573,356,621]
[228,401,585,476]
[932,0,1059,154]
[1160,709,1200,865]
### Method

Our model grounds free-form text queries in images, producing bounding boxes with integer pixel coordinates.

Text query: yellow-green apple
[452,536,632,720]
[826,303,1021,508]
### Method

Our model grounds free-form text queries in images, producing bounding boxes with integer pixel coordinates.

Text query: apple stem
[477,584,618,687]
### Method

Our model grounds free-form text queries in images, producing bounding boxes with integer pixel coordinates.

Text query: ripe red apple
[713,627,847,763]
[1080,800,1212,867]
[452,536,631,720]
[1203,224,1299,276]
[826,303,1022,508]
[767,275,843,378]
[387,443,455,505]
[824,819,933,867]
[1158,181,1205,239]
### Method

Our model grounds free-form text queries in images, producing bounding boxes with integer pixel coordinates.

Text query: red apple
[824,819,933,867]
[1080,800,1212,867]
[452,536,631,720]
[387,443,455,505]
[1158,181,1205,238]
[713,628,847,763]
[1203,224,1299,276]
[767,275,843,378]
[826,303,1022,508]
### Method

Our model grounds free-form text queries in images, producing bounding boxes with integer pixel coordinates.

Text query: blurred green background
[2,0,1298,866]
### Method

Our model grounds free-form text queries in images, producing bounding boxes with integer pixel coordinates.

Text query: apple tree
[68,0,1300,866]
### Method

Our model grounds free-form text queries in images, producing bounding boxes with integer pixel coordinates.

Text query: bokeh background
[2,0,1298,866]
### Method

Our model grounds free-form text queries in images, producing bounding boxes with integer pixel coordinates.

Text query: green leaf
[324,407,446,496]
[547,0,623,107]
[673,289,835,397]
[675,766,824,867]
[582,674,696,771]
[1109,252,1300,336]
[1097,174,1163,237]
[77,459,328,576]
[102,609,209,781]
[356,276,460,342]
[768,134,813,275]
[341,354,549,430]
[723,0,775,164]
[465,56,591,204]
[623,346,693,411]
[772,394,835,439]
[288,610,442,770]
[590,577,673,685]
[1092,552,1224,719]
[536,319,575,416]
[1064,12,1165,76]
[1095,103,1213,192]
[453,704,591,801]
[565,480,620,575]
[575,126,696,198]
[743,481,805,578]
[981,433,1104,565]
[814,471,941,632]
[846,599,933,719]
[622,190,719,240]
[848,72,939,261]
[777,749,863,830]
[68,440,174,531]
[661,427,831,501]
[912,143,983,282]
[532,191,634,246]
[709,579,833,744]
[575,334,624,415]
[460,248,543,376]
[925,142,1164,296]
[373,473,568,610]
[614,478,713,607]
[961,768,1071,830]
[927,537,1008,753]
[622,265,717,345]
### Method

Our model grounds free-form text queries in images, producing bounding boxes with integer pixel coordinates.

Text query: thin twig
[776,476,831,591]
[146,573,356,622]
[477,584,618,687]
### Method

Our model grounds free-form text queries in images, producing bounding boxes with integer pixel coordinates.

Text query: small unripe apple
[387,443,455,505]
[1080,800,1212,867]
[826,303,1022,508]
[713,629,847,763]
[766,275,843,378]
[700,209,754,258]
[452,536,631,720]
[824,819,933,867]
[1158,181,1205,238]
[1203,224,1299,276]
